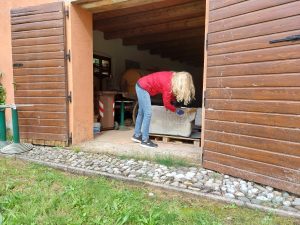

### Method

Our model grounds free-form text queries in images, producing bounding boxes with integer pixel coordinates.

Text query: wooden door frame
[200,0,209,162]
[63,2,71,145]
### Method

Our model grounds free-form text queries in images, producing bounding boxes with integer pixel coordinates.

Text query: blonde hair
[171,71,195,105]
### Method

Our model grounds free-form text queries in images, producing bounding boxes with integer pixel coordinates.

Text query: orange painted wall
[67,5,93,144]
[0,0,93,144]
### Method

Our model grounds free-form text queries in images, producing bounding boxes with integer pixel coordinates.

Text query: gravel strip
[2,146,299,218]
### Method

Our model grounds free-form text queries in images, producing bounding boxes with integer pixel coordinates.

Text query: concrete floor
[76,128,202,165]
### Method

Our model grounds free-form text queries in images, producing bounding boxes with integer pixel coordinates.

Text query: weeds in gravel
[119,154,194,168]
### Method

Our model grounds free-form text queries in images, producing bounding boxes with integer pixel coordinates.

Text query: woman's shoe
[140,139,158,148]
[131,135,142,143]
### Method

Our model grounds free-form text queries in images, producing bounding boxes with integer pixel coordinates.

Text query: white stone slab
[149,105,196,137]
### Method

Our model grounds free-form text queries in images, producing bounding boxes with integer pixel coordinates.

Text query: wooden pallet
[149,134,200,147]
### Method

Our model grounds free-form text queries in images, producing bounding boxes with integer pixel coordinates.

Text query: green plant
[118,154,194,168]
[154,155,193,167]
[71,146,81,153]
[0,72,5,105]
[6,129,13,141]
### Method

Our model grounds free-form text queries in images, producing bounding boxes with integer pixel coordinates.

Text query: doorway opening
[80,0,206,164]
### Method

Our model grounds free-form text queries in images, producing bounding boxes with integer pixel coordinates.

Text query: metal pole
[120,101,125,127]
[11,107,20,143]
[0,108,6,141]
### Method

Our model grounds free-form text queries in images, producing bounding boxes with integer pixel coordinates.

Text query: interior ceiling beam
[138,37,204,51]
[92,0,197,20]
[94,1,205,32]
[167,52,202,60]
[123,28,204,46]
[71,0,99,4]
[150,45,203,54]
[104,17,204,40]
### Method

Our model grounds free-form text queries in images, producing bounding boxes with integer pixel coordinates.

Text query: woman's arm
[162,92,176,112]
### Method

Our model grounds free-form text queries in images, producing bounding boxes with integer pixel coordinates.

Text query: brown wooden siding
[11,2,68,146]
[204,0,300,194]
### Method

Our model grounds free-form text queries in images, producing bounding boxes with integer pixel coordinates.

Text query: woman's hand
[176,108,184,116]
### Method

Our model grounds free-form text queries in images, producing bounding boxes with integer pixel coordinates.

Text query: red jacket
[138,71,176,112]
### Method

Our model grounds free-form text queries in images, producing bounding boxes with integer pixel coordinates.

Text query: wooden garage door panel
[13,52,64,61]
[204,130,300,157]
[12,20,64,32]
[208,15,300,45]
[15,90,67,98]
[12,28,64,40]
[11,12,64,25]
[209,1,300,33]
[19,118,66,127]
[205,120,300,143]
[19,125,67,134]
[17,104,66,112]
[19,111,66,120]
[20,133,68,142]
[209,0,246,11]
[11,2,68,146]
[13,67,65,76]
[207,59,300,77]
[205,141,300,170]
[208,30,300,56]
[15,97,66,105]
[14,59,64,68]
[208,44,300,66]
[205,110,300,129]
[206,74,300,88]
[12,43,64,54]
[12,36,64,47]
[15,82,66,90]
[206,88,300,101]
[11,2,62,15]
[206,99,300,115]
[209,0,296,22]
[204,0,300,194]
[14,75,66,83]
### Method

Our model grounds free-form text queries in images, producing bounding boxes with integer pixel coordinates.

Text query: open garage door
[11,2,69,146]
[203,0,300,195]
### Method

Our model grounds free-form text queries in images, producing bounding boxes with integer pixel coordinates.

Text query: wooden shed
[2,0,300,195]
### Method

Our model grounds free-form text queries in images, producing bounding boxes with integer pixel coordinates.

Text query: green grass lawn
[0,158,298,225]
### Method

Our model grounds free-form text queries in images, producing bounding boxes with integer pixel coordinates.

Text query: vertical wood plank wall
[203,0,300,195]
[11,2,69,146]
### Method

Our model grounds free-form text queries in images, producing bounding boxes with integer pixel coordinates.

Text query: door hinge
[68,132,72,145]
[203,90,207,108]
[67,91,72,103]
[65,8,69,18]
[13,63,23,68]
[65,49,71,62]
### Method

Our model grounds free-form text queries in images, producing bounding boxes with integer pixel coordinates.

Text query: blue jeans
[134,84,152,141]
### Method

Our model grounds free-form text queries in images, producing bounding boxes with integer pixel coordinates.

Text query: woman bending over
[132,71,195,148]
